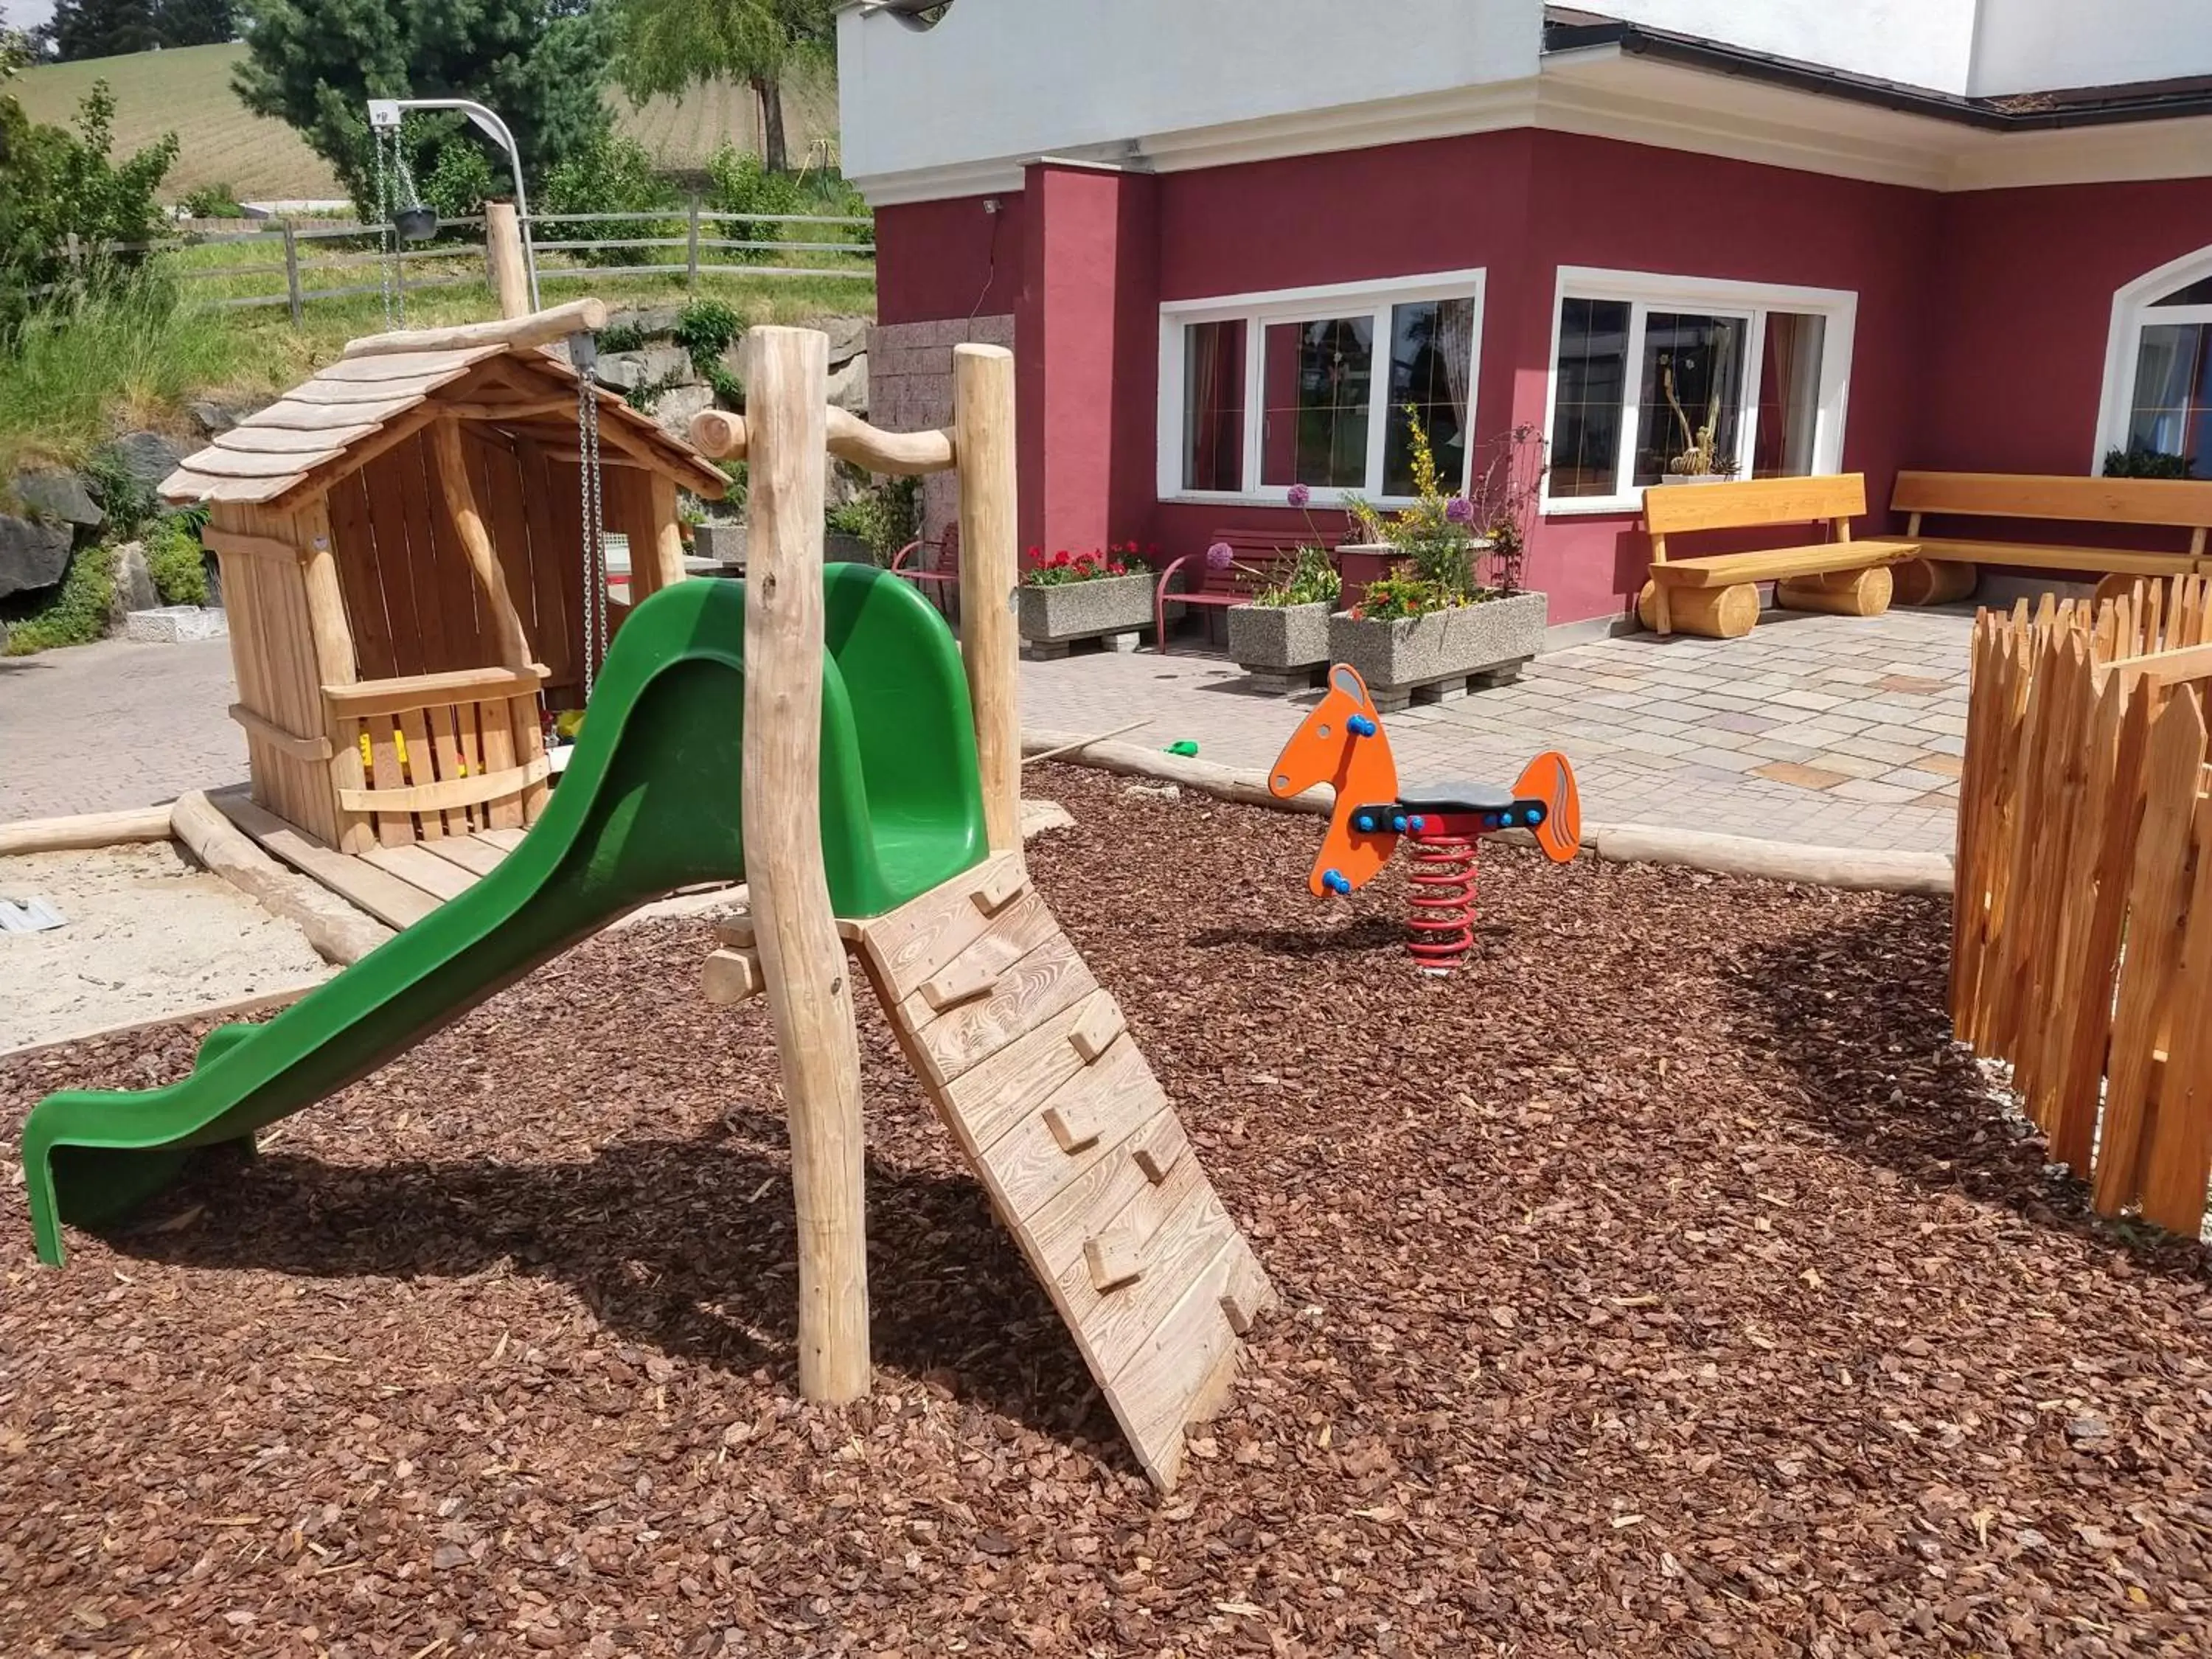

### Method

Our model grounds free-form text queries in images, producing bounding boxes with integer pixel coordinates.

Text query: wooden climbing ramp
[707,850,1276,1490]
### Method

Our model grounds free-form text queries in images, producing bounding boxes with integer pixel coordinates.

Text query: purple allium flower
[1444,495,1475,526]
[1206,540,1236,571]
[1285,483,1312,509]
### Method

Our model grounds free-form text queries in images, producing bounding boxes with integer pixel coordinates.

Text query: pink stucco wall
[872,127,2212,625]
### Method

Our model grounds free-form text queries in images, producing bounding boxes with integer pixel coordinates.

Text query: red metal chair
[891,524,961,624]
[1153,529,1317,655]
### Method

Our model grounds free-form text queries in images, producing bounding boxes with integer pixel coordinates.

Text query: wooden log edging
[171,790,396,965]
[1020,729,1955,896]
[0,804,176,858]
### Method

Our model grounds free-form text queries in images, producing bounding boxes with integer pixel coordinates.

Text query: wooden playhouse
[161,313,728,874]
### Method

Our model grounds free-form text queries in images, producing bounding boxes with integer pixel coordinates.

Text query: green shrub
[2,542,116,655]
[2104,443,2191,480]
[597,321,650,353]
[181,183,247,219]
[540,133,679,267]
[417,142,497,221]
[0,81,179,333]
[827,474,920,563]
[145,517,210,606]
[706,146,803,262]
[672,298,743,372]
[80,449,159,540]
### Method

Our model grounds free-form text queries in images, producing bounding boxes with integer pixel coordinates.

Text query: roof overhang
[849,37,2212,206]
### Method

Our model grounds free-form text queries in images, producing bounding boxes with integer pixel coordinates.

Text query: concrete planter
[1017,571,1156,649]
[1227,600,1332,690]
[691,522,745,567]
[1328,590,1548,708]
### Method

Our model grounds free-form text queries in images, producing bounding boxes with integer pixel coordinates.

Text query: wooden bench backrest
[1198,528,1321,594]
[1642,473,1868,536]
[1891,470,2212,530]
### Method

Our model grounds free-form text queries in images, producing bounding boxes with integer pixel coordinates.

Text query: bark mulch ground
[4,764,2211,1657]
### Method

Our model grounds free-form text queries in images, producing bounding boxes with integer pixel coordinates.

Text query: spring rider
[1267,664,1582,973]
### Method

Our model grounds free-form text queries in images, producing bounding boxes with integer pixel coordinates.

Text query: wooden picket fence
[1953,574,2212,1232]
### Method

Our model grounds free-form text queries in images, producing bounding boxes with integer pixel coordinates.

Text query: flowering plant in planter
[1022,544,1135,586]
[1251,543,1340,608]
[1329,411,1550,700]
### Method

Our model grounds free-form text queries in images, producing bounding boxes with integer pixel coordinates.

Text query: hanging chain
[572,332,608,701]
[373,127,397,330]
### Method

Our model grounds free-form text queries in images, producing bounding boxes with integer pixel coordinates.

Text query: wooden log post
[484,200,530,321]
[294,498,375,854]
[429,419,536,672]
[954,344,1020,855]
[742,325,873,1402]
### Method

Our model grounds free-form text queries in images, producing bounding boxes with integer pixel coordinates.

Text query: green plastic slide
[19,565,989,1266]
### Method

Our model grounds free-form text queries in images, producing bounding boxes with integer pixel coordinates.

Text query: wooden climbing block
[1068,993,1124,1063]
[1218,1246,1270,1335]
[842,852,1026,1000]
[920,957,999,1012]
[1085,1229,1144,1293]
[700,947,764,1005]
[940,988,1121,1153]
[714,912,755,950]
[1043,1098,1104,1153]
[980,1037,1166,1218]
[902,930,1097,1088]
[1131,1114,1187,1184]
[970,859,1028,915]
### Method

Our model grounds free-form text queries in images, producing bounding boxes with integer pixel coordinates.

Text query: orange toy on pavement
[1267,664,1582,972]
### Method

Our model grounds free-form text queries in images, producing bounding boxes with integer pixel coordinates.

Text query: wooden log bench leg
[1892,558,1978,607]
[1774,565,1894,619]
[1637,580,1759,639]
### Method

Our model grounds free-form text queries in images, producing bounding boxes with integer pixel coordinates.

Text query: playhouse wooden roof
[159,339,729,508]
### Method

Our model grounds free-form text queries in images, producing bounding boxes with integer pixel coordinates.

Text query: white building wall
[838,0,1542,187]
[1966,0,2212,94]
[1587,0,1980,94]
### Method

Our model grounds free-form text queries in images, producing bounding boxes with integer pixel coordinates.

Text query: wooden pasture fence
[1952,574,2212,1233]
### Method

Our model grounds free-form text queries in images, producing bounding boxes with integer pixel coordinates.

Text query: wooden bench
[1154,528,1320,655]
[1888,472,2212,607]
[1637,473,1919,639]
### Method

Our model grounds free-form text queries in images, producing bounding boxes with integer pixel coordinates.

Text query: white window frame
[1539,266,1859,518]
[2093,243,2212,473]
[1156,268,1486,508]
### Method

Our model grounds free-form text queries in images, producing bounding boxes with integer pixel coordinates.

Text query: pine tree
[232,0,613,214]
[49,0,163,62]
[155,0,236,48]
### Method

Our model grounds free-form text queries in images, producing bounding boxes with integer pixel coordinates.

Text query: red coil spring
[1405,831,1477,973]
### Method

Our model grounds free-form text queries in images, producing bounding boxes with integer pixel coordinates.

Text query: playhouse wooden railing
[322,666,552,851]
[1952,575,2212,1233]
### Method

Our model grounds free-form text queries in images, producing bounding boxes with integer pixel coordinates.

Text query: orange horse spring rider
[1267,664,1582,973]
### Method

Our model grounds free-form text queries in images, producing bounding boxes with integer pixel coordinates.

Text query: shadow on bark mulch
[5,761,2211,1656]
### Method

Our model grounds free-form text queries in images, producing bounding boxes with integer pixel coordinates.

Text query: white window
[2095,246,2212,479]
[1540,268,1857,515]
[1158,271,1486,507]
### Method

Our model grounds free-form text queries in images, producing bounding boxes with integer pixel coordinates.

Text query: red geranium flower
[1051,549,1070,567]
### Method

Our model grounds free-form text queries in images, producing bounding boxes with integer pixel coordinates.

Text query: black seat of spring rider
[1396,780,1515,815]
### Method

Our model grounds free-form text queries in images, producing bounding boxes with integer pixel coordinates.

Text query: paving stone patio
[1,608,1969,857]
[1021,606,1972,854]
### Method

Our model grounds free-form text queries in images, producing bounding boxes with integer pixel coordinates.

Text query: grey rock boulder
[108,540,159,627]
[820,316,870,365]
[827,352,869,414]
[0,515,75,599]
[12,469,102,529]
[190,400,246,437]
[99,431,190,493]
[605,305,683,339]
[595,345,694,394]
[648,383,717,442]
